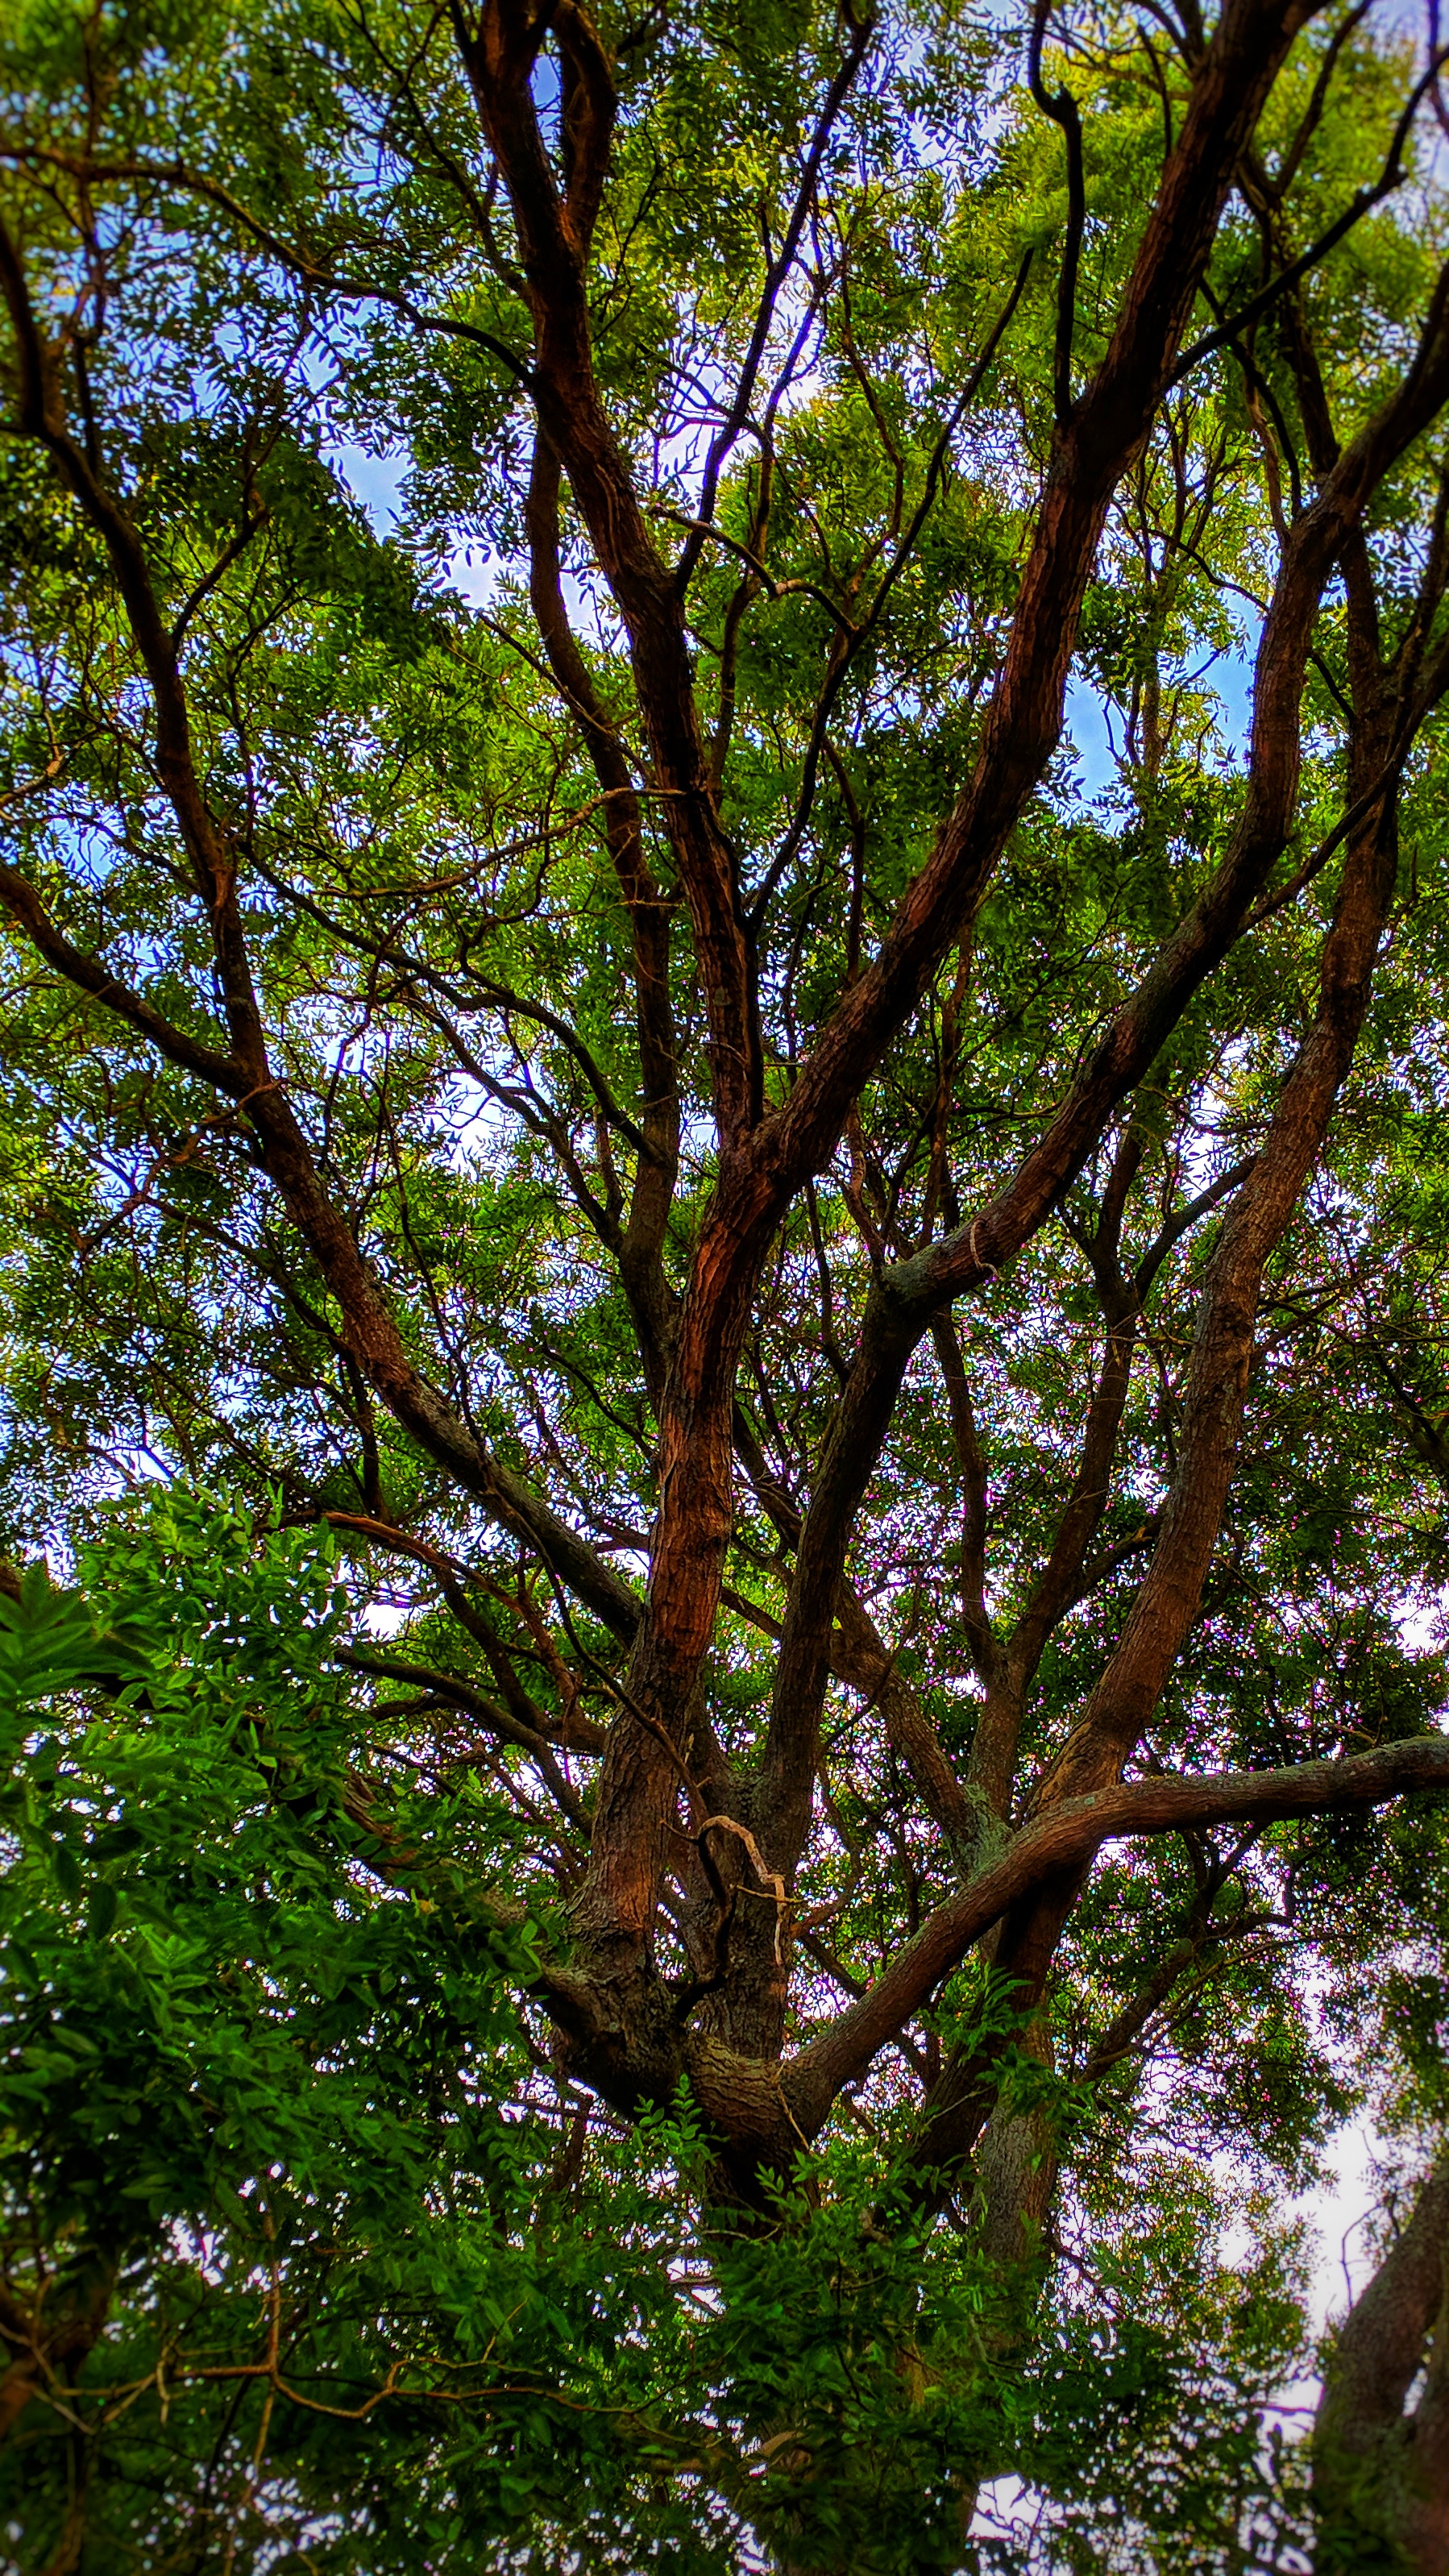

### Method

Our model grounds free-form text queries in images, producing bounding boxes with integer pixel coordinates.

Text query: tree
[1315,2157,1449,2574]
[4,0,1449,2563]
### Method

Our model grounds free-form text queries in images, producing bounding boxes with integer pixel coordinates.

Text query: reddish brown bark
[4,0,1449,2221]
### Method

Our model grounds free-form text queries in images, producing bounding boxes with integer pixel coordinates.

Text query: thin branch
[1171,46,1449,387]
[783,1731,1449,2134]
[1028,0,1087,426]
[675,10,879,591]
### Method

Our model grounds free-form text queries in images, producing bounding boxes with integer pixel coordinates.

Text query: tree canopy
[5,0,1449,2566]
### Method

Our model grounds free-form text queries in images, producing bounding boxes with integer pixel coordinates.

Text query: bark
[0,2266,112,2445]
[500,0,1330,2038]
[776,1732,1449,2158]
[4,0,1449,2215]
[1315,2162,1449,2574]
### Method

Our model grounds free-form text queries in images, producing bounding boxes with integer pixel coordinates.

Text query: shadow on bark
[1314,2158,1449,2574]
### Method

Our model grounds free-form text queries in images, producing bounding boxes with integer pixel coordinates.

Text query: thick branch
[749,0,1322,1214]
[754,273,1449,1832]
[1315,2158,1449,2573]
[0,859,246,1095]
[457,0,762,1150]
[782,1733,1449,2137]
[524,430,679,1398]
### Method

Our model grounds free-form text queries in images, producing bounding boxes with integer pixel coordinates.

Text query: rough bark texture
[4,0,1449,2287]
[1316,2164,1449,2573]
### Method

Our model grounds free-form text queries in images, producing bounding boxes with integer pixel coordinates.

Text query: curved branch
[0,188,647,1647]
[675,9,880,592]
[783,1731,1449,2136]
[0,858,244,1095]
[1171,42,1449,388]
[1028,0,1087,427]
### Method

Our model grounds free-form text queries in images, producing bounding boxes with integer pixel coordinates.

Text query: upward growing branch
[1028,0,1087,426]
[0,202,637,1645]
[455,0,763,1151]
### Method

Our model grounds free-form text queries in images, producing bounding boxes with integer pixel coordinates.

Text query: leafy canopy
[3,0,1449,2568]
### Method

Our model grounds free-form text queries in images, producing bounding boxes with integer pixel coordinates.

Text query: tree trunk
[1314,2160,1449,2573]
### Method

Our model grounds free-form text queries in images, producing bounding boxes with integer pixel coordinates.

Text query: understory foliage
[3,0,1449,2568]
[0,1504,1322,2570]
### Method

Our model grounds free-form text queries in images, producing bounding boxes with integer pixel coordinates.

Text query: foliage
[2,0,1449,2566]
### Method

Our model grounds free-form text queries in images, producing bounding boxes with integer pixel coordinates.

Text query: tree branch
[783,1732,1449,2136]
[1028,0,1087,427]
